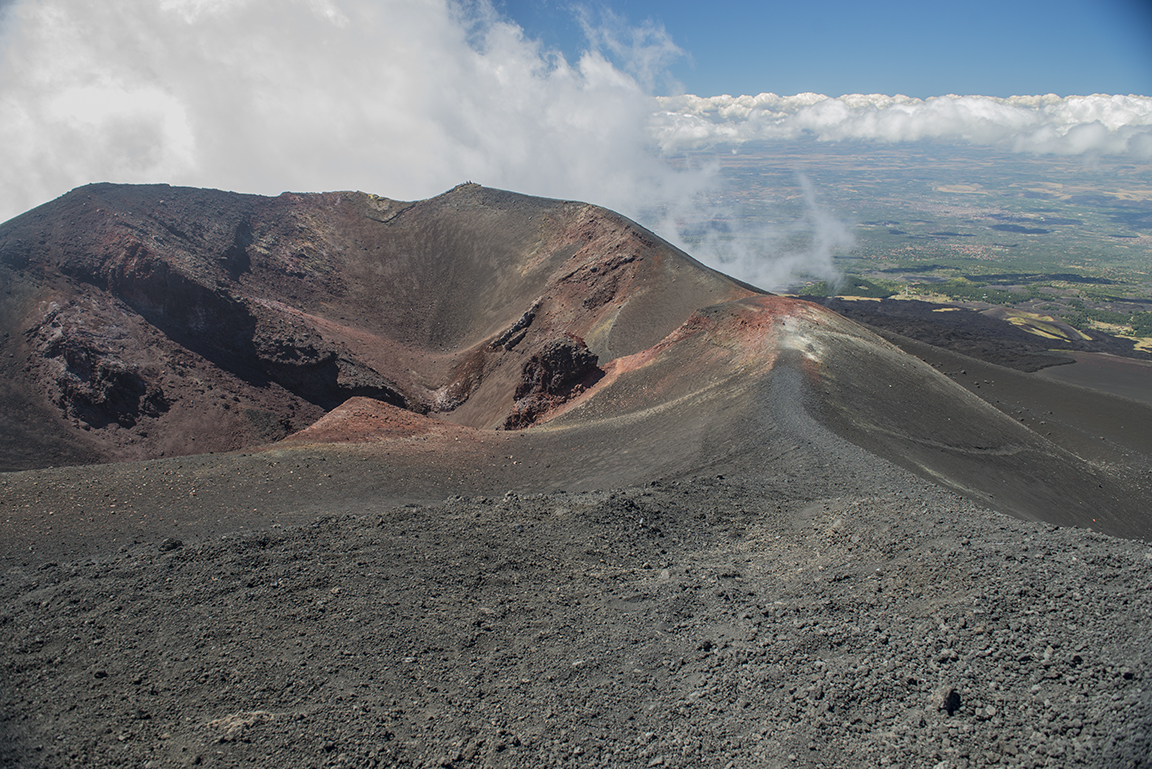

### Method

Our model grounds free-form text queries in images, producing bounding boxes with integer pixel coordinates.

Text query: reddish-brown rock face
[0,182,753,468]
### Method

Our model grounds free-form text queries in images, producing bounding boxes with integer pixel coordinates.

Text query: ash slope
[1,182,1149,548]
[3,398,1151,769]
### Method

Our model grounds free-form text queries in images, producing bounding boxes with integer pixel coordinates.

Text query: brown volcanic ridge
[0,181,1150,562]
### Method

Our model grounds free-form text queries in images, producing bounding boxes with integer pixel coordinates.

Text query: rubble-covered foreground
[4,466,1150,768]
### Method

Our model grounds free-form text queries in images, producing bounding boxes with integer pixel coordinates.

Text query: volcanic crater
[2,183,1152,768]
[2,182,1148,542]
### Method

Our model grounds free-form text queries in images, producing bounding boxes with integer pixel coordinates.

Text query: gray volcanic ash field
[2,184,1151,768]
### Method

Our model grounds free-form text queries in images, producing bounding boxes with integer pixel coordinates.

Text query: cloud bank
[652,92,1152,158]
[0,0,686,223]
[0,0,850,289]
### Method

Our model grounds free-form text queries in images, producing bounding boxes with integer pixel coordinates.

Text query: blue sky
[498,0,1152,98]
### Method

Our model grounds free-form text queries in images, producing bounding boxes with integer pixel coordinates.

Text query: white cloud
[0,0,852,290]
[0,0,686,226]
[652,92,1152,158]
[573,6,684,95]
[34,1,1151,291]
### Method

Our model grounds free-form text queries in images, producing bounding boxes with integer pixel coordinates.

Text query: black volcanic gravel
[5,182,1151,769]
[3,464,1151,768]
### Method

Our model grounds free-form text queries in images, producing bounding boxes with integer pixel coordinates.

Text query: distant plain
[677,141,1152,350]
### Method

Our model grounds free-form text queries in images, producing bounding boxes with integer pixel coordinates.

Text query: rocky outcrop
[28,300,170,430]
[489,301,539,351]
[40,334,169,429]
[503,336,603,429]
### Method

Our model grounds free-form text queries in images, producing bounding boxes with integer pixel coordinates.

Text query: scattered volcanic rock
[3,445,1151,769]
[2,183,1152,769]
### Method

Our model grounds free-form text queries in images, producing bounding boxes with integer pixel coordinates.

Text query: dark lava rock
[504,336,603,429]
[939,688,962,716]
